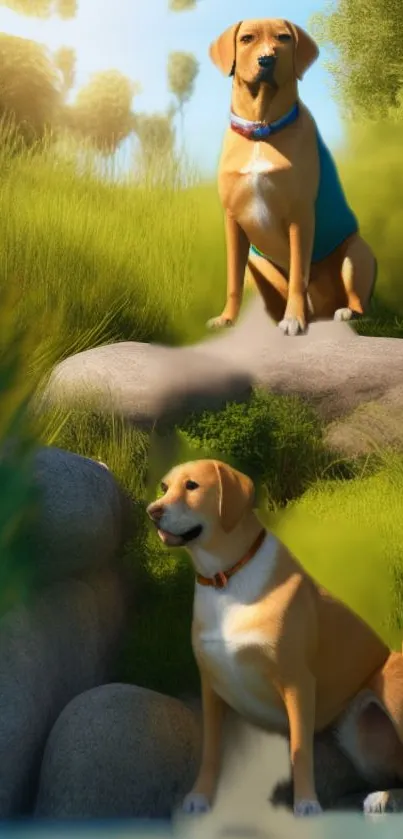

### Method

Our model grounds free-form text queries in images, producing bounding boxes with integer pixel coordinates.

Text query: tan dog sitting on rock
[207,18,377,336]
[147,459,403,818]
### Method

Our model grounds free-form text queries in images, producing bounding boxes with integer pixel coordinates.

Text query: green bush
[179,389,355,509]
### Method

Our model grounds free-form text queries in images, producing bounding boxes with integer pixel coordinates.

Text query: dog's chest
[222,142,289,234]
[192,546,287,731]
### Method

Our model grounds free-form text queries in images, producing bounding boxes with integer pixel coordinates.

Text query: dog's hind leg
[334,234,377,322]
[335,692,403,815]
[336,661,403,815]
[366,652,403,771]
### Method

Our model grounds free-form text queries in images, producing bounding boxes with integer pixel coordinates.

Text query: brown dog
[147,459,403,818]
[207,18,377,336]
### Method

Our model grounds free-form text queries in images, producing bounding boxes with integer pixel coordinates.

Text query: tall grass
[338,119,403,336]
[1,115,402,375]
[0,123,227,363]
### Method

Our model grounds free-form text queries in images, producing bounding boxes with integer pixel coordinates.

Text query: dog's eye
[160,482,168,494]
[185,480,199,491]
[277,33,292,42]
[240,34,254,44]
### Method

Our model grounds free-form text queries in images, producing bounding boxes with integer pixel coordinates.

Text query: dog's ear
[209,22,242,76]
[214,461,255,533]
[286,21,319,80]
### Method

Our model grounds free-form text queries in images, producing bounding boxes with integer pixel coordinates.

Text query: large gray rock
[35,684,202,819]
[31,446,133,582]
[40,296,403,454]
[0,568,127,816]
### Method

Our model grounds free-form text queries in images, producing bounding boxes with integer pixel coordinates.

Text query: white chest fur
[239,143,279,233]
[192,535,288,732]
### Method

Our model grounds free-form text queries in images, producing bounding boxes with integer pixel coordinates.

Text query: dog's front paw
[182,792,212,815]
[334,307,362,322]
[294,799,323,818]
[278,316,306,337]
[206,315,234,330]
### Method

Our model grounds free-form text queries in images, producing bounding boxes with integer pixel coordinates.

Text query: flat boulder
[40,297,403,456]
[41,342,252,426]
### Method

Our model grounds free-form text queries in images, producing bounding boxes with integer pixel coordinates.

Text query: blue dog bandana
[249,126,358,265]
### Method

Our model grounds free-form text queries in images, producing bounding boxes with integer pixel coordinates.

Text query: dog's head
[146,459,255,549]
[209,18,319,86]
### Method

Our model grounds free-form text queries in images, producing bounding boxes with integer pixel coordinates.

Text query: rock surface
[41,296,403,454]
[41,341,252,426]
[31,446,133,582]
[35,684,202,819]
[33,682,395,823]
[0,569,126,817]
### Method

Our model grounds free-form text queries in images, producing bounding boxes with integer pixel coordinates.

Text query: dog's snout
[147,503,164,522]
[258,54,276,68]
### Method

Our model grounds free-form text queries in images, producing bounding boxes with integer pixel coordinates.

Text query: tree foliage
[66,70,140,154]
[0,33,61,143]
[134,111,175,167]
[311,0,403,118]
[54,46,76,99]
[168,0,197,9]
[0,0,77,17]
[167,51,199,112]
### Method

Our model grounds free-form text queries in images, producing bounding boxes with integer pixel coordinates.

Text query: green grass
[1,119,403,370]
[0,127,228,361]
[339,119,403,331]
[265,453,403,652]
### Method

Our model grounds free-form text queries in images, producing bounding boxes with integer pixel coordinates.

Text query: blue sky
[0,0,342,175]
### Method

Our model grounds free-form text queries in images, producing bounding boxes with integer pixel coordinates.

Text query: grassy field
[1,122,403,697]
[1,121,403,371]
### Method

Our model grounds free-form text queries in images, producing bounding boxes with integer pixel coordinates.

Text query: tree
[310,0,403,119]
[0,33,61,143]
[168,0,197,9]
[66,70,140,154]
[57,0,77,18]
[54,47,76,100]
[0,0,77,17]
[167,51,199,143]
[133,111,176,173]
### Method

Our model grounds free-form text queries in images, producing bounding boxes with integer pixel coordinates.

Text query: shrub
[178,389,355,509]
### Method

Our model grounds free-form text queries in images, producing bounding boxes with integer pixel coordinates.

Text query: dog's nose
[258,54,276,68]
[146,503,164,522]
